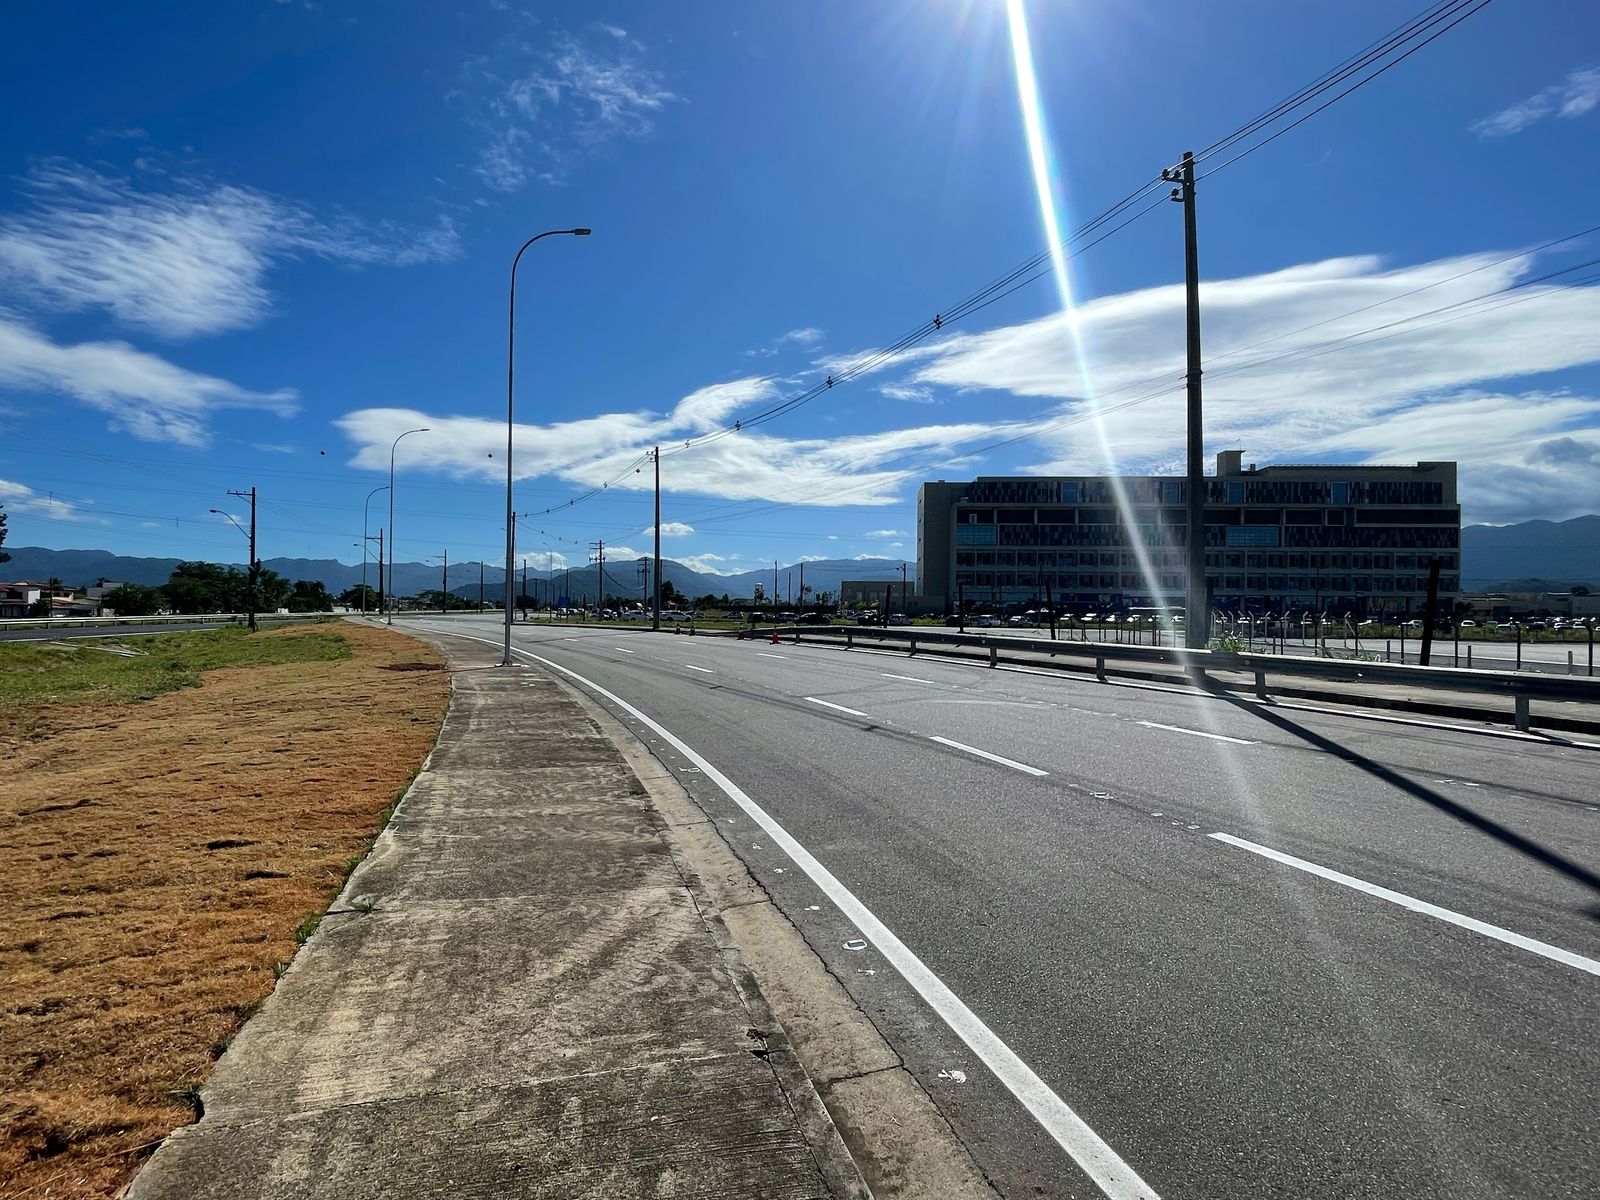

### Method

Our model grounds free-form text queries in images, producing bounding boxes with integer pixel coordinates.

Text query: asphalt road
[410,615,1599,1200]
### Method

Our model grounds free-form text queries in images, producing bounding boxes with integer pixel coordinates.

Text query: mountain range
[4,513,1593,598]
[0,547,911,603]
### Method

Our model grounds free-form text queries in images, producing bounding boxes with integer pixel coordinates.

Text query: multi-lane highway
[0,620,234,642]
[410,615,1599,1200]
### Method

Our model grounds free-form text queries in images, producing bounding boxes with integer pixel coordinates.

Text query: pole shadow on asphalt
[1220,696,1600,920]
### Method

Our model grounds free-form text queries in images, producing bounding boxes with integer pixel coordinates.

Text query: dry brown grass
[0,622,449,1199]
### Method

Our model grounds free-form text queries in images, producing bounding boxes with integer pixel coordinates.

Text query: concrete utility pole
[362,485,388,616]
[1420,557,1442,666]
[440,550,448,613]
[521,559,528,618]
[478,560,484,613]
[590,541,605,611]
[225,487,258,632]
[372,530,384,615]
[366,529,384,615]
[1164,150,1208,650]
[652,446,662,630]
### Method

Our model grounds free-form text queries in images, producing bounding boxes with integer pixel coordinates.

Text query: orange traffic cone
[770,629,780,644]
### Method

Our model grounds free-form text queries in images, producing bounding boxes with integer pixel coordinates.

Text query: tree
[103,583,164,616]
[660,580,685,608]
[753,583,766,606]
[286,579,334,612]
[338,584,379,610]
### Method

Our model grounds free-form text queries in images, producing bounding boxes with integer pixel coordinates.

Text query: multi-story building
[918,451,1459,616]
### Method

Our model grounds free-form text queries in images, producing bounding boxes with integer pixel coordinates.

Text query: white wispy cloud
[746,326,827,358]
[467,30,680,190]
[675,552,733,574]
[338,247,1600,525]
[0,161,458,339]
[643,521,695,537]
[864,528,906,538]
[797,554,828,562]
[0,478,97,523]
[0,312,297,445]
[878,381,937,404]
[1471,65,1600,138]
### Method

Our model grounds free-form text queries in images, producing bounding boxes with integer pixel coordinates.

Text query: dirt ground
[0,622,450,1199]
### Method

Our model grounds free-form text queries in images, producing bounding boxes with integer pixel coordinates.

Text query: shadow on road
[1226,696,1600,918]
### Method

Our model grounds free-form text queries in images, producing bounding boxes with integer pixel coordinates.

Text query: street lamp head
[572,228,592,236]
[209,508,221,514]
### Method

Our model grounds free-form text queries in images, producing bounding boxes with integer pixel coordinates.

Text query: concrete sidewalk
[129,635,865,1199]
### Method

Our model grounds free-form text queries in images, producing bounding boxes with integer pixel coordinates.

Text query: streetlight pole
[210,502,255,632]
[362,485,388,617]
[502,227,592,667]
[388,428,430,625]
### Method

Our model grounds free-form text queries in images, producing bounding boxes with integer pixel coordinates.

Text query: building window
[1226,481,1245,503]
[1226,526,1280,547]
[1331,481,1349,504]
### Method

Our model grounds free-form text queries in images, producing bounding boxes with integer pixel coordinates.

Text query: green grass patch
[0,626,351,714]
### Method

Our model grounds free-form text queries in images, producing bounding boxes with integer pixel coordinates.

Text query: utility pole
[799,561,805,611]
[521,559,528,619]
[366,530,384,616]
[590,540,605,612]
[227,487,258,632]
[652,446,662,630]
[478,560,484,613]
[773,561,779,617]
[372,529,384,615]
[441,550,448,613]
[1164,149,1207,650]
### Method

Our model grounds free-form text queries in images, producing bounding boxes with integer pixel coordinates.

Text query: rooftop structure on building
[918,451,1459,617]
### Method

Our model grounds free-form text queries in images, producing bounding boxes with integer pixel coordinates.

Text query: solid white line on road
[757,652,788,659]
[1210,832,1600,978]
[1137,721,1257,746]
[438,628,1156,1199]
[805,696,869,717]
[684,664,715,674]
[613,647,635,654]
[929,735,1049,777]
[882,672,941,685]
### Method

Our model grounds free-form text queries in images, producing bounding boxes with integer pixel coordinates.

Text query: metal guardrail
[0,613,246,633]
[781,625,1600,733]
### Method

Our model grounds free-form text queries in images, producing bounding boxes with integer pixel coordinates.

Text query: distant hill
[2,545,912,602]
[1461,515,1600,590]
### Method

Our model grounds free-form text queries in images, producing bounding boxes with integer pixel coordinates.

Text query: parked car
[945,614,965,627]
[1459,619,1476,628]
[886,613,911,626]
[1007,615,1036,628]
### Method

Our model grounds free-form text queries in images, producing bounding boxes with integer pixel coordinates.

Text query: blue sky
[1,0,1597,579]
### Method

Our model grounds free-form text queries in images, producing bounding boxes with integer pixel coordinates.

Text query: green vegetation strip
[0,626,350,712]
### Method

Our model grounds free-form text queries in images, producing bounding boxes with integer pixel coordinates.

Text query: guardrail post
[1255,669,1269,700]
[846,630,853,648]
[989,643,998,668]
[1467,645,1472,669]
[1095,654,1106,682]
[1514,694,1530,733]
[909,637,917,656]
